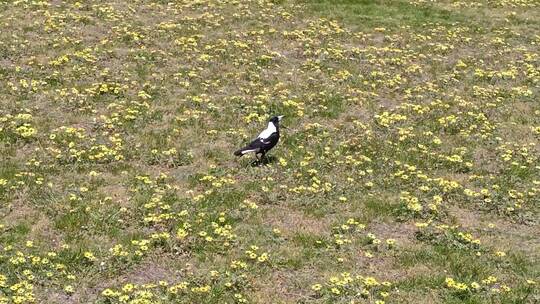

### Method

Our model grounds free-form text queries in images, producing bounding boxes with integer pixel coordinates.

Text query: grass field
[1,0,539,303]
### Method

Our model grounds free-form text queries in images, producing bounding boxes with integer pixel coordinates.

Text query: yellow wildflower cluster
[312,272,392,302]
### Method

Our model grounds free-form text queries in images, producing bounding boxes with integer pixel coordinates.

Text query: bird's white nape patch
[257,122,276,139]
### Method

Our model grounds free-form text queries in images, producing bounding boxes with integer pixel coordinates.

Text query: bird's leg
[260,152,267,164]
[251,153,261,166]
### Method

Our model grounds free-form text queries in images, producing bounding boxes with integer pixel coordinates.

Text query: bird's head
[269,115,284,125]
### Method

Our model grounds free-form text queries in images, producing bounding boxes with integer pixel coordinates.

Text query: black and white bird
[234,115,284,164]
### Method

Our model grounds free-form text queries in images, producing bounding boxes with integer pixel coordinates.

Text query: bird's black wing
[247,132,279,151]
[234,132,279,156]
[244,138,265,151]
[261,132,279,148]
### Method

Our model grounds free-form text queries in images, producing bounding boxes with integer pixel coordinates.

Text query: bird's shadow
[250,155,277,167]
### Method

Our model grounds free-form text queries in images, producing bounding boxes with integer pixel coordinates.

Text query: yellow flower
[84,251,96,261]
[122,284,134,293]
[101,289,115,297]
[64,285,74,293]
[364,277,379,287]
[257,253,269,262]
[455,283,468,290]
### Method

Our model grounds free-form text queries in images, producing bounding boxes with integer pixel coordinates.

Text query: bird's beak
[278,115,284,121]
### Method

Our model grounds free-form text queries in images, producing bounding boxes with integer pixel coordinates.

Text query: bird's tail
[234,149,244,156]
[234,146,255,156]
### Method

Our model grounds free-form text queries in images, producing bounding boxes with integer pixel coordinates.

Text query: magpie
[234,115,284,164]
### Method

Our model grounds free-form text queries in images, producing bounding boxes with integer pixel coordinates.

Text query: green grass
[306,0,471,29]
